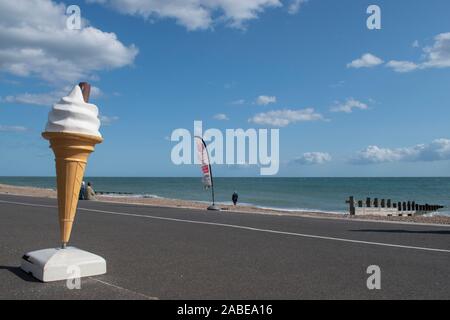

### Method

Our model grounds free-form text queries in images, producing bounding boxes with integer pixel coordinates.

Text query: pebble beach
[1,183,449,225]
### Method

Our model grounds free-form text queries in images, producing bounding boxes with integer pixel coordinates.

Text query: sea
[1,177,449,216]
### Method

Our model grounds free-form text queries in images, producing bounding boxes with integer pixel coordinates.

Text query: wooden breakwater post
[346,196,355,215]
[96,191,134,195]
[345,196,444,217]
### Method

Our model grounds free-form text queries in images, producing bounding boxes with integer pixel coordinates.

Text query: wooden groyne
[96,191,133,195]
[346,196,444,217]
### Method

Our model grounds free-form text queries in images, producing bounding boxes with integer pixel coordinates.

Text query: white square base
[20,247,106,282]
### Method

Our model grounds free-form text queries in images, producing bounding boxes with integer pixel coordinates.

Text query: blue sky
[0,0,450,177]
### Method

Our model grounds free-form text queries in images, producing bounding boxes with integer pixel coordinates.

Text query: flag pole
[195,136,220,211]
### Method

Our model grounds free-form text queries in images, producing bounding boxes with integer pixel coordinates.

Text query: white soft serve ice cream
[45,85,102,137]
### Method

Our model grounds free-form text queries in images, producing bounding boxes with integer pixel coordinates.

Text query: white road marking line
[1,199,449,254]
[0,200,56,209]
[89,277,158,300]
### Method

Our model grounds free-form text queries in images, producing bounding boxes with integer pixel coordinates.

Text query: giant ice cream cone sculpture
[20,83,105,282]
[42,82,102,247]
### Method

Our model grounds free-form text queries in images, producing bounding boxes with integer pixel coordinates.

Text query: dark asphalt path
[0,194,449,299]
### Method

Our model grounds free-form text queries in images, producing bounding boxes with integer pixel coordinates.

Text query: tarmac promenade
[0,194,449,299]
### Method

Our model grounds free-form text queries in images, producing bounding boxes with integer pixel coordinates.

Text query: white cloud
[213,113,229,120]
[352,145,405,164]
[385,33,450,73]
[231,99,246,105]
[288,0,308,15]
[412,40,420,48]
[0,0,138,84]
[347,53,384,69]
[0,125,28,132]
[2,86,102,106]
[386,60,419,73]
[255,95,277,105]
[351,139,450,164]
[90,86,103,99]
[421,32,450,69]
[99,115,119,125]
[3,92,60,107]
[224,81,237,89]
[248,108,323,127]
[330,98,369,113]
[87,0,283,30]
[292,152,331,165]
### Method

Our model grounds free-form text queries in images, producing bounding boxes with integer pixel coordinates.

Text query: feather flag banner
[195,136,212,189]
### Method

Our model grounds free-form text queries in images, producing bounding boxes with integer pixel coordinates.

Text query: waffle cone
[42,132,103,244]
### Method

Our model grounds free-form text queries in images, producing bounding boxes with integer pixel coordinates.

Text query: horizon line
[1,176,450,179]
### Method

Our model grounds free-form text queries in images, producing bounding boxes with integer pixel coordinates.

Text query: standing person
[86,182,96,201]
[79,181,86,200]
[232,191,238,206]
